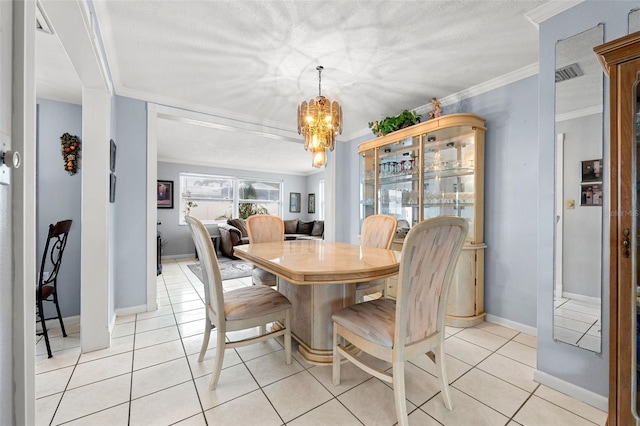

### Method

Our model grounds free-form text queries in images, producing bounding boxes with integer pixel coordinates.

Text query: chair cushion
[36,285,55,300]
[284,219,299,234]
[224,285,291,320]
[332,298,396,347]
[311,220,324,237]
[227,218,248,237]
[252,267,276,286]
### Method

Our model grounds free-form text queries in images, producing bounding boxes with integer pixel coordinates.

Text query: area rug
[187,257,253,282]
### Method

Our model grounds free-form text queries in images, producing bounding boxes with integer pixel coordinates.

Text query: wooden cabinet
[358,113,486,326]
[595,31,640,425]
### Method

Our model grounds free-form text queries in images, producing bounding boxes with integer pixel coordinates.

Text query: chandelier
[298,66,342,168]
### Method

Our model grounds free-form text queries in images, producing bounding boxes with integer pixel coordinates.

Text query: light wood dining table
[233,239,401,364]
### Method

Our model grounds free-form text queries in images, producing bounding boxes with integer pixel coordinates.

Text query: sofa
[218,217,324,259]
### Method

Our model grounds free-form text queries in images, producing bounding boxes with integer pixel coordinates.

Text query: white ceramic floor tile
[553,326,583,345]
[61,402,129,425]
[36,346,80,374]
[338,378,417,426]
[422,387,509,426]
[35,392,62,426]
[204,389,283,426]
[131,357,193,399]
[534,385,607,425]
[175,308,206,324]
[194,363,259,410]
[235,337,286,363]
[174,413,207,426]
[554,316,593,334]
[453,327,509,351]
[496,340,536,368]
[36,366,74,398]
[172,300,205,313]
[134,325,180,350]
[308,361,373,396]
[513,332,537,348]
[382,362,443,407]
[133,339,185,370]
[135,315,177,333]
[187,347,243,379]
[67,352,132,390]
[111,321,136,338]
[473,321,519,339]
[36,333,81,356]
[444,335,492,366]
[288,398,362,426]
[555,307,600,324]
[410,352,473,384]
[135,304,174,320]
[115,313,136,324]
[178,320,208,338]
[244,349,304,386]
[514,395,596,426]
[476,352,537,392]
[182,333,217,356]
[78,334,134,363]
[263,370,333,423]
[52,374,131,424]
[129,381,202,426]
[452,368,529,417]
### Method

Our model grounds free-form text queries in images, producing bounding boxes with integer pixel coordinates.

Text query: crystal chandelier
[298,66,342,168]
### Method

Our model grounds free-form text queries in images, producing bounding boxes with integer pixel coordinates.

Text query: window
[179,173,282,224]
[318,179,325,220]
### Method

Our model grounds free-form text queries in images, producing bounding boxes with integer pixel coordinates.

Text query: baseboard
[161,254,193,260]
[533,369,608,411]
[561,292,601,306]
[115,304,148,317]
[485,314,537,336]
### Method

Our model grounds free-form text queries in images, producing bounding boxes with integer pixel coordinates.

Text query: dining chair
[36,219,73,358]
[186,215,292,390]
[246,214,284,287]
[355,214,398,302]
[332,216,468,426]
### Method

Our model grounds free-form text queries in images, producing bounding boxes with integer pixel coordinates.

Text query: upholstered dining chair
[36,219,73,358]
[246,214,284,287]
[355,214,398,302]
[185,215,292,390]
[333,216,468,426]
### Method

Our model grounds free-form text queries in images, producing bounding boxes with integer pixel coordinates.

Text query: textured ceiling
[37,0,551,175]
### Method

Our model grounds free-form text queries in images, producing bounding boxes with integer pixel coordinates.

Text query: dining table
[233,239,401,364]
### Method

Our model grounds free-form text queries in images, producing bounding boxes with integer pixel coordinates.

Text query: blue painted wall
[36,99,82,318]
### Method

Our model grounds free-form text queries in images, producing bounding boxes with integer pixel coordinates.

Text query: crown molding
[556,104,602,122]
[525,0,584,29]
[156,156,313,177]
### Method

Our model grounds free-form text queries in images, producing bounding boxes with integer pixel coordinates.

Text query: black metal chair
[36,220,72,358]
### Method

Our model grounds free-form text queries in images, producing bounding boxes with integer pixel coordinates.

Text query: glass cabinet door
[360,148,376,224]
[376,136,420,228]
[422,125,477,241]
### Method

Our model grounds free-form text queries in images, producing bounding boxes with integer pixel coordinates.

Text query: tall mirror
[554,24,604,352]
[630,8,640,33]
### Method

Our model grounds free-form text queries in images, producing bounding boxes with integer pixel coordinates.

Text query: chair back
[38,220,73,290]
[395,216,468,347]
[185,216,225,326]
[247,215,284,244]
[361,214,397,249]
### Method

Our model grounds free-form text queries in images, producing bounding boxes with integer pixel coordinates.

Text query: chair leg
[284,310,292,365]
[436,343,453,410]
[38,299,53,358]
[198,316,212,362]
[332,324,341,385]
[209,329,226,390]
[392,361,409,426]
[52,291,67,337]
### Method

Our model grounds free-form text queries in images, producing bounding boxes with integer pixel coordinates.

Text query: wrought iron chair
[36,219,73,358]
[333,216,468,426]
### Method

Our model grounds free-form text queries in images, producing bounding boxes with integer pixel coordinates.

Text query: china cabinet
[358,113,486,326]
[595,31,640,425]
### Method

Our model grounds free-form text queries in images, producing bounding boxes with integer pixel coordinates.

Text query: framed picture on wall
[110,139,117,172]
[308,193,316,214]
[157,180,174,209]
[289,192,300,213]
[581,159,602,182]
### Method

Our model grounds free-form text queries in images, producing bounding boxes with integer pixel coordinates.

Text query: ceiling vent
[555,63,584,82]
[36,2,54,35]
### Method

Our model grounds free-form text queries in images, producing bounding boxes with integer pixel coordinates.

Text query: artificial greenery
[60,132,81,175]
[368,110,421,136]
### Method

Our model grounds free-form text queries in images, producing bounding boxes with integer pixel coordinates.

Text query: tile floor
[35,257,608,425]
[553,297,601,352]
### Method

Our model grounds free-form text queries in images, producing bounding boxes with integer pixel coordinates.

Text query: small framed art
[290,192,301,213]
[157,180,174,209]
[308,193,316,214]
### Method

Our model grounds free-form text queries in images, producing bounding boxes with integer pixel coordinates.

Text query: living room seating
[332,217,468,426]
[218,217,324,259]
[185,215,292,390]
[37,219,73,358]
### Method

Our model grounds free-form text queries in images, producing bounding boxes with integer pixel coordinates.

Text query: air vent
[36,2,54,35]
[555,63,583,82]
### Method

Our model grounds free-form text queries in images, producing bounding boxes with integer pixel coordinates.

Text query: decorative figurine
[428,97,442,119]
